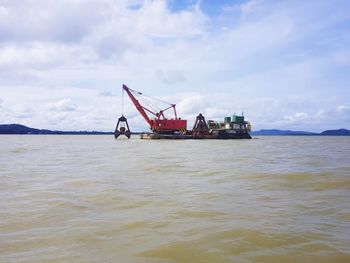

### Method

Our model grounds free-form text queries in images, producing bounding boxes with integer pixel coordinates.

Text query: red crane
[122,84,187,134]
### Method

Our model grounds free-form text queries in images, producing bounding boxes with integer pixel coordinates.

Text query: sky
[0,0,349,132]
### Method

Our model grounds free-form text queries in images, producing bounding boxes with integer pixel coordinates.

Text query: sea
[0,135,350,263]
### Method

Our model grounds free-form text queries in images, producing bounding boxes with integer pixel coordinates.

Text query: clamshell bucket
[114,115,131,139]
[192,113,209,136]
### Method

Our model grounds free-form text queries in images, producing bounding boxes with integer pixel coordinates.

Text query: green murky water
[1,135,349,262]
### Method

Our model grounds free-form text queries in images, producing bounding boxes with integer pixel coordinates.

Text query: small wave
[174,209,226,219]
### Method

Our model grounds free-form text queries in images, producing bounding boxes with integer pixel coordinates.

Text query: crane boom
[122,84,152,127]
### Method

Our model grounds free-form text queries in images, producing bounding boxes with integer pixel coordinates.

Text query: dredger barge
[115,84,251,139]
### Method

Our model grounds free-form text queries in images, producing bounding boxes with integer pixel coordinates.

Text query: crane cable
[126,87,175,118]
[131,88,173,107]
[142,93,173,107]
[131,89,160,113]
[137,94,160,112]
[121,88,124,116]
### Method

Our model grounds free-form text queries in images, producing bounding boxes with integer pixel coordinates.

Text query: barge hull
[140,133,251,140]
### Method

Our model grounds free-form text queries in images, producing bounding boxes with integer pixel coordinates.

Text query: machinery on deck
[192,113,209,136]
[115,84,251,139]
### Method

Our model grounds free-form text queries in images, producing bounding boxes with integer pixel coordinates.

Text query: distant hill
[0,124,40,134]
[0,124,113,135]
[251,129,350,136]
[251,129,317,136]
[320,129,350,136]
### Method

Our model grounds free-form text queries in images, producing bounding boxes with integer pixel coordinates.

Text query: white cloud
[0,0,349,131]
[0,43,83,70]
[266,105,350,131]
[177,94,204,115]
[135,0,206,38]
[283,112,309,122]
[48,98,77,112]
[336,105,350,112]
[240,0,264,16]
[98,91,115,97]
[0,0,107,43]
[155,69,186,84]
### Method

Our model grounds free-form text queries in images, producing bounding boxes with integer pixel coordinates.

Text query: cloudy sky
[0,0,349,132]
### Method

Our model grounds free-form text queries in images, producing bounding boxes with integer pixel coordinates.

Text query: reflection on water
[0,135,350,262]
